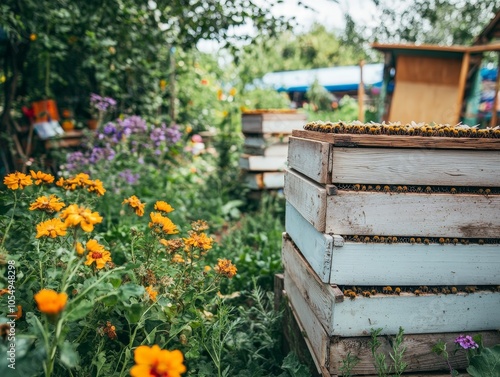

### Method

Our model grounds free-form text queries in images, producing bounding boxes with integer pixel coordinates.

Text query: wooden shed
[372,42,500,125]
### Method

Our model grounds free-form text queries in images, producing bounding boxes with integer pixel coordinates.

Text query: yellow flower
[171,254,185,263]
[29,33,37,41]
[130,345,186,377]
[84,240,112,269]
[184,231,213,251]
[75,242,85,255]
[149,212,178,234]
[36,218,67,238]
[185,125,192,134]
[34,289,68,315]
[30,170,55,185]
[3,172,33,190]
[29,195,65,213]
[122,195,145,216]
[154,201,174,214]
[59,204,103,232]
[86,179,106,196]
[145,285,158,302]
[160,79,167,91]
[204,266,211,272]
[214,258,237,279]
[229,87,237,96]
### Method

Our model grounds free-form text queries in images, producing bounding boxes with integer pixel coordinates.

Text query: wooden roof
[372,42,500,57]
[473,11,500,45]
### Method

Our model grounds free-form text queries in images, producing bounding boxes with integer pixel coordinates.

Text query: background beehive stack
[239,110,307,191]
[282,121,500,377]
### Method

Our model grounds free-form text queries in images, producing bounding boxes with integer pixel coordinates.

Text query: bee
[367,185,373,191]
[452,238,459,245]
[353,184,361,191]
[451,287,458,294]
[361,185,367,191]
[402,186,408,192]
[379,236,386,243]
[414,289,421,296]
[450,188,457,194]
[438,238,445,244]
[375,185,381,191]
[373,236,380,243]
[371,289,377,296]
[425,186,432,193]
[394,287,401,295]
[465,286,477,293]
[347,291,357,300]
[441,287,451,294]
[420,285,429,293]
[396,185,404,192]
[445,238,451,244]
[386,236,393,244]
[416,186,423,193]
[392,236,398,243]
[432,288,439,294]
[416,238,422,244]
[362,291,371,297]
[364,236,371,243]
[484,188,491,196]
[383,286,393,294]
[478,188,484,195]
[424,238,430,245]
[478,239,485,245]
[383,185,391,193]
[461,239,469,245]
[352,235,360,242]
[410,237,416,244]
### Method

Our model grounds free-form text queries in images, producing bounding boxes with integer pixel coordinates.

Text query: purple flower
[455,335,479,350]
[90,93,117,112]
[166,124,182,144]
[118,169,139,185]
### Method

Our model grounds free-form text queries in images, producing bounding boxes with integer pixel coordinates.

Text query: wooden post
[490,52,500,127]
[358,60,365,122]
[456,51,470,125]
[169,46,176,125]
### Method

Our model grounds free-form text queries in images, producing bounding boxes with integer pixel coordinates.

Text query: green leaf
[467,345,500,377]
[118,283,144,301]
[65,299,94,321]
[59,341,79,369]
[124,303,144,324]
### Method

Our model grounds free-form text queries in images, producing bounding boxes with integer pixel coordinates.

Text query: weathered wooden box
[242,111,307,134]
[282,232,500,376]
[282,127,500,376]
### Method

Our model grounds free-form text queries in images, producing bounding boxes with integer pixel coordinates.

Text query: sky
[197,0,380,53]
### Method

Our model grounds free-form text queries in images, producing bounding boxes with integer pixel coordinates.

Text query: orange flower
[30,170,55,185]
[75,242,85,255]
[214,258,237,279]
[3,172,33,190]
[130,345,186,377]
[29,195,65,213]
[229,87,237,96]
[0,288,10,296]
[29,33,37,41]
[36,218,67,238]
[154,201,174,214]
[145,285,158,302]
[149,212,178,234]
[183,231,213,251]
[217,89,224,101]
[59,204,103,232]
[201,78,209,85]
[122,195,145,216]
[171,254,185,263]
[34,289,68,315]
[86,179,106,196]
[84,240,112,269]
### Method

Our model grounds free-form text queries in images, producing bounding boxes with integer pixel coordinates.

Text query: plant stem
[1,192,17,248]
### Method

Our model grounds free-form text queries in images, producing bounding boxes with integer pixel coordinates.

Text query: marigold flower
[204,266,211,272]
[36,218,67,238]
[229,87,237,96]
[75,242,85,255]
[154,201,174,213]
[145,285,158,302]
[29,195,65,213]
[86,179,106,196]
[130,345,186,377]
[123,195,145,216]
[214,259,237,279]
[3,172,33,190]
[29,33,37,41]
[149,212,178,234]
[30,170,55,185]
[191,220,209,232]
[184,231,213,251]
[60,204,103,232]
[34,289,68,315]
[84,240,112,269]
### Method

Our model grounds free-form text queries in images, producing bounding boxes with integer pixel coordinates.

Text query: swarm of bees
[336,183,498,195]
[304,121,500,138]
[344,235,496,245]
[341,285,500,300]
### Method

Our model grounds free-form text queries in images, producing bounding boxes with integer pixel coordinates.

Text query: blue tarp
[260,63,385,93]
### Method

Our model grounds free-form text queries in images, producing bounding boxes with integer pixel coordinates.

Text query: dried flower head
[214,258,237,279]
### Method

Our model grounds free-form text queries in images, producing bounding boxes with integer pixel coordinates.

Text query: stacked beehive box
[282,121,500,377]
[239,110,307,191]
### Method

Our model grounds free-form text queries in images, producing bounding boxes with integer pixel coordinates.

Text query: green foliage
[306,79,335,112]
[241,89,291,110]
[467,345,500,377]
[339,351,360,377]
[369,327,407,377]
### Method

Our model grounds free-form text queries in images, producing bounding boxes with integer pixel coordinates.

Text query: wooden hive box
[240,110,306,190]
[282,124,500,376]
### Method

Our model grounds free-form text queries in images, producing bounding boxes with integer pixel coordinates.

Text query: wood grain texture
[329,147,500,187]
[329,331,500,376]
[239,154,287,171]
[243,143,288,157]
[329,241,500,286]
[285,202,333,282]
[244,172,284,190]
[285,241,500,337]
[242,113,307,133]
[291,130,500,150]
[288,136,331,184]
[285,273,330,376]
[284,168,327,232]
[326,191,500,238]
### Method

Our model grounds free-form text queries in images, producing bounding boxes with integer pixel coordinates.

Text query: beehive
[239,110,307,190]
[282,122,500,376]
